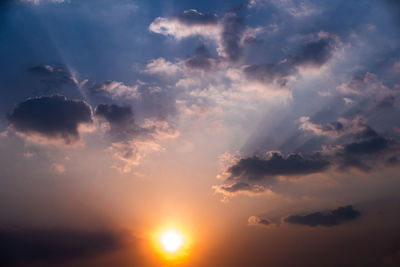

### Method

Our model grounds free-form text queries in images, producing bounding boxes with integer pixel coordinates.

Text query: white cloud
[89,80,139,99]
[144,58,183,76]
[149,15,222,41]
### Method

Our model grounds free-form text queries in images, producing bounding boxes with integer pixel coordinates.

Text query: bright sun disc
[161,230,183,253]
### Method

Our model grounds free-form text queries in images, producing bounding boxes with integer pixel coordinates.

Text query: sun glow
[161,230,183,252]
[152,224,192,262]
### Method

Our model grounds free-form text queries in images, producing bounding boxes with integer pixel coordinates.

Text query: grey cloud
[338,72,392,97]
[344,136,391,155]
[374,95,396,109]
[299,116,398,171]
[228,152,330,181]
[7,95,92,144]
[333,135,396,171]
[243,35,338,87]
[284,205,361,227]
[150,10,247,62]
[95,104,133,126]
[258,218,270,225]
[216,125,398,196]
[95,103,144,142]
[288,37,336,67]
[221,13,245,62]
[185,45,214,70]
[243,62,293,86]
[28,65,77,93]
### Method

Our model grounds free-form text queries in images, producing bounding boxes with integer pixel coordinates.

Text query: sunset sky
[1,0,400,266]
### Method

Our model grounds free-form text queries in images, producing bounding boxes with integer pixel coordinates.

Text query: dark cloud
[243,36,337,87]
[216,124,399,196]
[7,95,92,144]
[334,136,397,171]
[258,218,270,225]
[221,13,245,62]
[375,95,396,109]
[300,116,398,171]
[88,80,115,97]
[316,121,346,135]
[185,45,213,70]
[95,104,133,125]
[243,62,292,86]
[174,9,218,25]
[356,126,379,139]
[0,227,123,264]
[28,65,77,93]
[289,38,335,67]
[95,103,144,142]
[228,152,330,181]
[243,35,263,45]
[284,205,361,227]
[344,136,390,155]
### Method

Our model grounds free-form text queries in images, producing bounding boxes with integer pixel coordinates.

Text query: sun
[152,224,192,261]
[160,230,184,253]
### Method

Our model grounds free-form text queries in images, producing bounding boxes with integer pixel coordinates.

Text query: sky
[1,0,400,266]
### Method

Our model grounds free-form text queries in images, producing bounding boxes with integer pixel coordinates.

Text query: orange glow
[151,223,193,264]
[161,230,183,252]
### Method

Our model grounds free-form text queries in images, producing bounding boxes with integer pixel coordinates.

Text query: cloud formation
[243,62,293,86]
[94,103,178,173]
[8,95,92,145]
[227,151,330,181]
[88,80,138,99]
[288,37,336,67]
[184,45,214,70]
[299,116,378,138]
[149,9,221,41]
[243,33,338,85]
[95,104,133,126]
[284,205,361,227]
[337,72,399,109]
[214,116,399,198]
[220,13,245,61]
[173,9,218,25]
[248,216,271,226]
[149,9,253,62]
[28,65,78,93]
[213,182,265,195]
